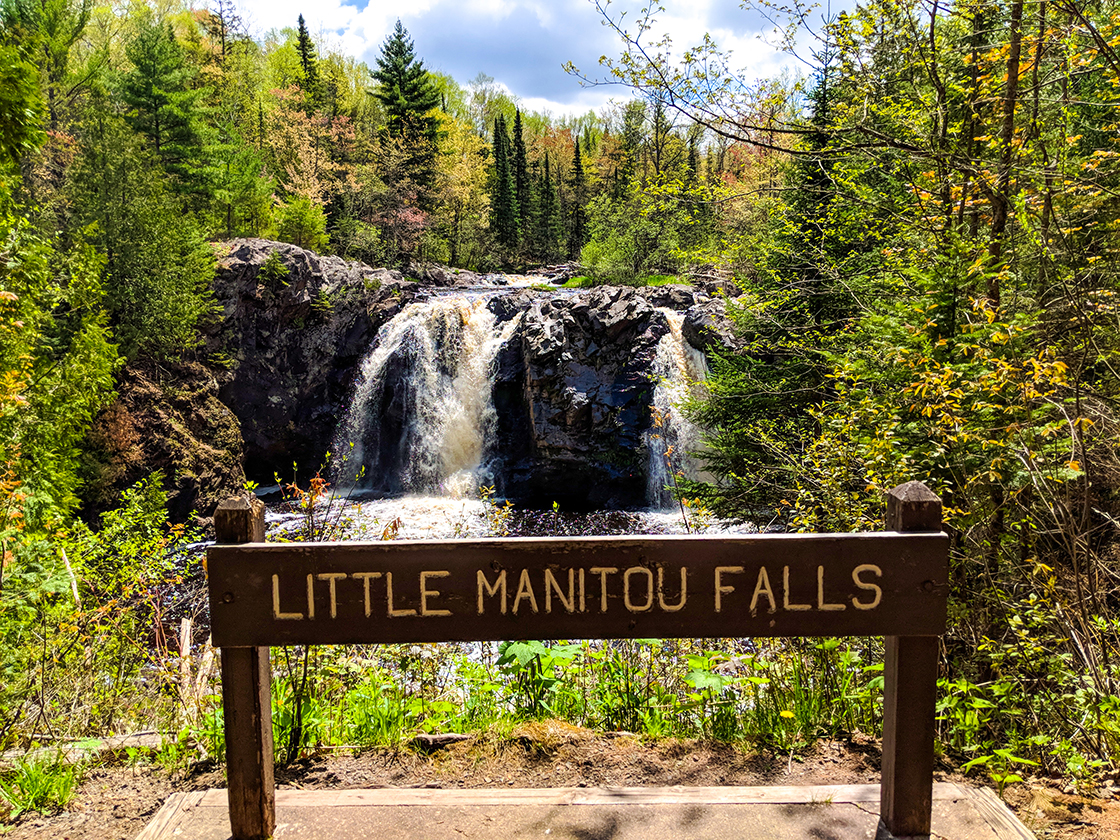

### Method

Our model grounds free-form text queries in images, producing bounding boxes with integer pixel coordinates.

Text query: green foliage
[497,641,581,718]
[0,753,82,819]
[0,44,44,171]
[490,114,518,250]
[0,0,92,132]
[294,14,320,105]
[371,20,440,143]
[272,195,328,252]
[0,474,201,749]
[70,112,216,361]
[0,194,117,532]
[120,15,209,192]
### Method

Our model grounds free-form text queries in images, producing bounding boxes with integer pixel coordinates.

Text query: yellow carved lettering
[352,572,382,617]
[851,564,883,610]
[386,572,417,617]
[624,567,654,612]
[657,567,687,612]
[513,569,539,614]
[816,566,846,611]
[714,566,744,612]
[545,568,575,613]
[420,571,451,616]
[477,570,507,615]
[317,573,348,619]
[589,567,618,613]
[749,566,776,615]
[783,566,812,611]
[271,574,304,620]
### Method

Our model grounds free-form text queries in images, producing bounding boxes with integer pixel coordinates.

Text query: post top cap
[886,481,941,504]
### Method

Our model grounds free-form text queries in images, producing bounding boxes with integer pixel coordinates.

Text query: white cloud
[230,0,795,111]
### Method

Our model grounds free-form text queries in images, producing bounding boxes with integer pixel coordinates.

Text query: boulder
[683,298,742,353]
[488,287,670,508]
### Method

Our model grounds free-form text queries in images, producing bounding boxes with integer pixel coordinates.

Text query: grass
[0,753,83,820]
[561,274,688,288]
[194,636,889,766]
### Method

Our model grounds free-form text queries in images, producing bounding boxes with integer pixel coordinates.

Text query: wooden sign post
[209,482,947,840]
[213,497,274,840]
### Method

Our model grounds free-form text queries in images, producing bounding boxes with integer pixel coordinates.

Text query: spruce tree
[568,136,587,260]
[491,114,518,249]
[512,109,531,240]
[538,154,561,262]
[119,18,208,192]
[371,20,440,144]
[295,14,320,105]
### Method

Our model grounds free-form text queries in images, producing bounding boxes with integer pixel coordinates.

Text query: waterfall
[333,296,520,498]
[646,310,709,509]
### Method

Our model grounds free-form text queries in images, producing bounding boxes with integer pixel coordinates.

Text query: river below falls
[261,493,762,541]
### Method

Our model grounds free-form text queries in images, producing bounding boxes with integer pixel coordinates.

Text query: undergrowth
[2,469,1119,823]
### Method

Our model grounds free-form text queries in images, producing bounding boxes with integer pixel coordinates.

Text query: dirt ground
[2,723,1118,839]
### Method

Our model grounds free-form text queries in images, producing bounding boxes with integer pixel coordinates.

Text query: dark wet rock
[683,298,742,353]
[638,284,701,310]
[204,239,422,483]
[405,261,485,287]
[487,287,671,509]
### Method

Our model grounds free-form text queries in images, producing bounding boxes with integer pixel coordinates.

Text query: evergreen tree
[71,112,215,362]
[568,136,587,260]
[512,109,530,239]
[370,20,440,205]
[295,14,320,105]
[119,17,208,191]
[537,153,561,262]
[370,20,440,144]
[490,114,518,249]
[0,0,93,132]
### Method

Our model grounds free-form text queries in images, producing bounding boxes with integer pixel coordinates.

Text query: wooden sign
[207,532,948,647]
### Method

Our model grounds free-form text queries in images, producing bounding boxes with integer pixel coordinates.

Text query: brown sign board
[207,533,948,647]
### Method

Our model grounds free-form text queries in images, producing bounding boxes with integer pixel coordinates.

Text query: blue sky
[234,0,794,116]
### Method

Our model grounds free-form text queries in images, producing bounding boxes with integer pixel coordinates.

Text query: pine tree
[512,109,530,240]
[568,136,587,260]
[295,14,320,105]
[371,20,440,144]
[119,17,208,192]
[537,153,561,262]
[490,114,518,249]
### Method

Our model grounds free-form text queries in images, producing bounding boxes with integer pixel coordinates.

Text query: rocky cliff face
[83,361,246,521]
[204,239,422,483]
[491,287,667,508]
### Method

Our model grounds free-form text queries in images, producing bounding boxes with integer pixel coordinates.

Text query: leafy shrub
[272,197,328,252]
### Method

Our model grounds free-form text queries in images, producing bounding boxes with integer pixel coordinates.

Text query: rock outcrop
[85,239,742,516]
[205,239,420,483]
[83,361,245,521]
[490,286,670,508]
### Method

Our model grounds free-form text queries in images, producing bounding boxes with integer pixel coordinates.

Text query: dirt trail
[2,725,1117,839]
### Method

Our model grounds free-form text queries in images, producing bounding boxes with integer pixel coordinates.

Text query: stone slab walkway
[135,782,1036,840]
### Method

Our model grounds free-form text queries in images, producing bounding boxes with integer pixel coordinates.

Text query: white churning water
[645,310,710,509]
[332,295,521,499]
[329,291,711,527]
